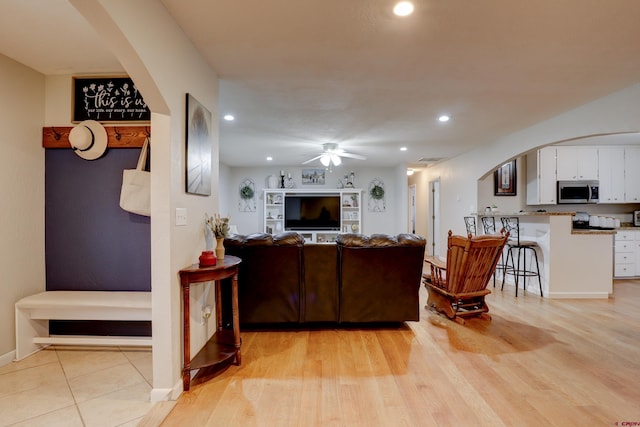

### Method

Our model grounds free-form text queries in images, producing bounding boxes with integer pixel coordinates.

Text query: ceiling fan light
[320,154,331,167]
[393,1,414,16]
[331,154,342,166]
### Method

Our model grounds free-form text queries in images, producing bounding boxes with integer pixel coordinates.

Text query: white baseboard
[546,291,611,299]
[150,379,183,402]
[0,349,16,367]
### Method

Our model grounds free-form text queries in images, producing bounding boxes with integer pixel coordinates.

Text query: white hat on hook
[68,120,108,160]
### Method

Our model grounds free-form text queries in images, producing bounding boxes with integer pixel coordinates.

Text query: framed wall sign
[185,93,212,196]
[72,76,150,123]
[494,160,517,196]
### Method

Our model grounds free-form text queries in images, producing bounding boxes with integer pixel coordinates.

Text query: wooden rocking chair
[423,230,509,323]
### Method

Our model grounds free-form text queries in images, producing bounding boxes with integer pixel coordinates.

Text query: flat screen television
[284,194,341,231]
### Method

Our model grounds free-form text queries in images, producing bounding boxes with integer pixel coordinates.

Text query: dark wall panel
[45,148,151,292]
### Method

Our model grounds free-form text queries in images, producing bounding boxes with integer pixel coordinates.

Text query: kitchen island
[476,212,615,299]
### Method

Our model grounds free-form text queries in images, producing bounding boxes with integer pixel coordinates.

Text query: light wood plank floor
[158,280,640,426]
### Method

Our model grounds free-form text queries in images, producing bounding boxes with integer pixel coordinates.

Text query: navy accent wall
[45,148,151,336]
[45,149,151,291]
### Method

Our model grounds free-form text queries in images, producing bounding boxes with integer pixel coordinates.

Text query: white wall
[477,156,527,215]
[426,84,640,256]
[222,165,405,235]
[70,0,220,401]
[0,54,46,361]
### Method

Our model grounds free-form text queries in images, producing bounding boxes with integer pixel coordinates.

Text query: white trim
[546,291,611,299]
[150,379,183,402]
[0,350,16,367]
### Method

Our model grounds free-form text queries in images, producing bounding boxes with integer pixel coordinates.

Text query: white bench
[15,291,152,360]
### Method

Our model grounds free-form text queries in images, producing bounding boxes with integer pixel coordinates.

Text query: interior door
[429,179,441,257]
[408,184,416,233]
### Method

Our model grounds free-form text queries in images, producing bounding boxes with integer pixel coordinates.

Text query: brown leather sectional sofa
[224,231,426,326]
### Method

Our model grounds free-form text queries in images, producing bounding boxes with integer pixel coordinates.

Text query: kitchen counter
[571,229,617,235]
[474,211,574,216]
[472,212,613,299]
[617,225,640,230]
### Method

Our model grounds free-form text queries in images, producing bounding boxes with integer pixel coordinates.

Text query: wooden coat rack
[42,126,150,149]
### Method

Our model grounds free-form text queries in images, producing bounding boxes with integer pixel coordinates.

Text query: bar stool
[464,216,477,236]
[500,217,543,297]
[480,216,507,287]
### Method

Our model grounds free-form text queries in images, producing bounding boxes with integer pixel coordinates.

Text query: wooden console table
[179,255,242,391]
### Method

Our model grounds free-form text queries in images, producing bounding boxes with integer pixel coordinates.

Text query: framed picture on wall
[302,169,325,185]
[494,160,517,196]
[185,93,212,196]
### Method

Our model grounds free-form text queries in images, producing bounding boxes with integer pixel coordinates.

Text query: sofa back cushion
[302,244,339,322]
[225,232,304,324]
[337,233,426,323]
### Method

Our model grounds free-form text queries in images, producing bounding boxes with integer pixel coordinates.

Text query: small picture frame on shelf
[274,194,283,204]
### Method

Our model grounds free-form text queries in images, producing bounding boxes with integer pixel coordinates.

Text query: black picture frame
[494,160,517,196]
[185,93,212,196]
[72,76,150,123]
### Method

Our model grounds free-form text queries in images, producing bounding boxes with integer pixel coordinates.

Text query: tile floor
[0,346,154,427]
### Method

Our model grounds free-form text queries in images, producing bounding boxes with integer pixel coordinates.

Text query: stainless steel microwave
[557,180,599,204]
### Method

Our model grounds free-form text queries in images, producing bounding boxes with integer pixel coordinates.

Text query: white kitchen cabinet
[614,230,639,278]
[526,146,556,205]
[598,147,626,203]
[556,147,598,181]
[624,147,640,202]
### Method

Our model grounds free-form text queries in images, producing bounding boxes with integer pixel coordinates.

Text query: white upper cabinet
[556,147,598,181]
[598,147,625,203]
[526,146,556,205]
[624,147,640,202]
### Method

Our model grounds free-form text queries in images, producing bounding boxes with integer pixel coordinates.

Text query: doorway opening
[429,178,441,257]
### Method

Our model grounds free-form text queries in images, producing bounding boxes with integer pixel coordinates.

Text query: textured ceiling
[2,0,640,167]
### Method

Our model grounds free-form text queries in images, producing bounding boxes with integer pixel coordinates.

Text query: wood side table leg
[215,279,222,333]
[182,282,191,391]
[232,271,241,365]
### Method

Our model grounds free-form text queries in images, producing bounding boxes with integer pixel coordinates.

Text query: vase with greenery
[206,213,230,260]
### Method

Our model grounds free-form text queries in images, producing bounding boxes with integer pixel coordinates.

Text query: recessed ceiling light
[266,156,273,161]
[400,147,408,151]
[393,1,414,16]
[223,114,235,121]
[406,169,415,176]
[438,115,450,122]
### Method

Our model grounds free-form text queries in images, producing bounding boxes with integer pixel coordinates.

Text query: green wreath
[240,185,254,200]
[370,185,385,200]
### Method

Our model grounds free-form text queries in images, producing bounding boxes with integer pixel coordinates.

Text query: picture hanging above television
[284,194,341,231]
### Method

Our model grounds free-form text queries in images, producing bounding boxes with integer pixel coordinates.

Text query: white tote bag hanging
[119,137,151,216]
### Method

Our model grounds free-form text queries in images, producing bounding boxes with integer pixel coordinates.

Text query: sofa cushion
[337,233,426,323]
[302,244,339,322]
[225,232,304,325]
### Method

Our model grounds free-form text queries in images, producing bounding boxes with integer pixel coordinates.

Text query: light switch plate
[175,208,187,226]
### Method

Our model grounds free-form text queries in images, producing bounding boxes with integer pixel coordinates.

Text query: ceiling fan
[302,143,366,167]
